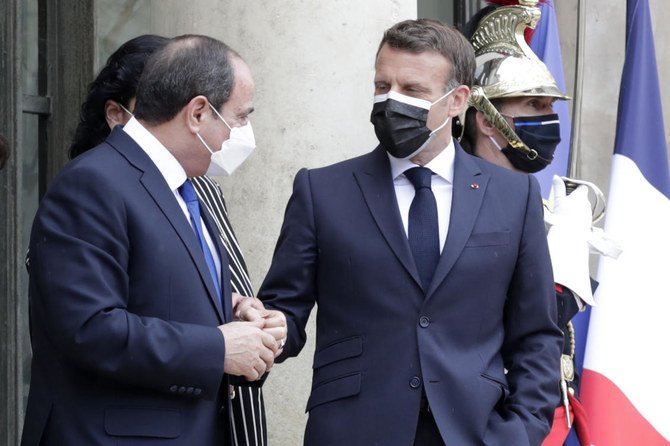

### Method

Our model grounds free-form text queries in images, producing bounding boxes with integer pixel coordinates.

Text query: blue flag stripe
[613,0,670,199]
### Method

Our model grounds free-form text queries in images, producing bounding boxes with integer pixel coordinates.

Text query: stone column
[150,2,416,444]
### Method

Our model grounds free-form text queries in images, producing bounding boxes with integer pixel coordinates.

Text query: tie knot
[178,179,198,203]
[404,167,433,190]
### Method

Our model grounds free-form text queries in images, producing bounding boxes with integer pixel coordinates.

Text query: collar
[122,117,187,191]
[387,138,456,182]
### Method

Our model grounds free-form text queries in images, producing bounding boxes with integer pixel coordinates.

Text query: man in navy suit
[259,20,562,445]
[22,35,281,445]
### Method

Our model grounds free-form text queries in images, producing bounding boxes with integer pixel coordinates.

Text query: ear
[447,85,471,117]
[104,100,128,129]
[475,110,497,137]
[184,95,211,134]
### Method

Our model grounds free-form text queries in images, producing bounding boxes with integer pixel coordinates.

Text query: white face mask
[196,103,256,176]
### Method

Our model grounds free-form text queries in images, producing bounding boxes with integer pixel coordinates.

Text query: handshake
[218,293,288,381]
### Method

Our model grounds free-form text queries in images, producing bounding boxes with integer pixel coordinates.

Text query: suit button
[178,386,187,394]
[410,376,421,389]
[186,387,194,395]
[419,316,430,328]
[194,388,202,396]
[169,385,178,393]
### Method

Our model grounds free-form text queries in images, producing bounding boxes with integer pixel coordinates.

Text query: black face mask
[370,98,431,158]
[501,113,561,173]
[370,90,452,159]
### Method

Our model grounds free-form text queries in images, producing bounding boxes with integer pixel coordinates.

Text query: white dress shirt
[122,118,222,281]
[388,138,455,253]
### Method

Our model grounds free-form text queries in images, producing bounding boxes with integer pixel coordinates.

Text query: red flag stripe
[581,369,670,445]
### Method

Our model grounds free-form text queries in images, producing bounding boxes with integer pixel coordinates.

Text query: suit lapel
[106,128,225,323]
[353,147,423,289]
[426,142,489,299]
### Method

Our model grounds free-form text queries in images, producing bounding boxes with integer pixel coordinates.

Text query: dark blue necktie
[178,179,222,302]
[405,167,439,291]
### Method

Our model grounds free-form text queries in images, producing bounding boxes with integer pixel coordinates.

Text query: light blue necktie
[178,179,222,302]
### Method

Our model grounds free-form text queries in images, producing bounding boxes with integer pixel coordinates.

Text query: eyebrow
[527,97,555,106]
[403,82,430,93]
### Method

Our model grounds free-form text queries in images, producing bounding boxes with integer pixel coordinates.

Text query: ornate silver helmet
[465,0,569,160]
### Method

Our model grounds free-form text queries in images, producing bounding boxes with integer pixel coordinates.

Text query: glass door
[418,0,485,28]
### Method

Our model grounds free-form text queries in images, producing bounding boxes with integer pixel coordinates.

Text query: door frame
[0,1,94,443]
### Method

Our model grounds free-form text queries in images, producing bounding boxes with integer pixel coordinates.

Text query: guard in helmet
[459,1,620,445]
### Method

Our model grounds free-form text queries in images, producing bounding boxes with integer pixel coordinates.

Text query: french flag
[581,0,670,444]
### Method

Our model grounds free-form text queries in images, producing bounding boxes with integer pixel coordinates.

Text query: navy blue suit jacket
[259,143,562,446]
[22,127,234,445]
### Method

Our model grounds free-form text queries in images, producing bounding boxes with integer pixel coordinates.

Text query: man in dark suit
[258,19,563,445]
[22,35,281,445]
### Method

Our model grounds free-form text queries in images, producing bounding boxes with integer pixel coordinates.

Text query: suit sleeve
[501,175,563,445]
[29,165,225,400]
[258,168,318,361]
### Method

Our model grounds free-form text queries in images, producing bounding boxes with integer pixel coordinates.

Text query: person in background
[459,2,620,444]
[258,18,562,445]
[66,34,271,446]
[22,34,284,445]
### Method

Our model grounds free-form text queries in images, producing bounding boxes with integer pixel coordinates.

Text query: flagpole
[568,0,586,178]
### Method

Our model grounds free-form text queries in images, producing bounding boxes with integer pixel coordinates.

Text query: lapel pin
[470,183,480,189]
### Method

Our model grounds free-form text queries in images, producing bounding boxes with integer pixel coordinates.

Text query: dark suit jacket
[21,127,233,445]
[259,143,563,446]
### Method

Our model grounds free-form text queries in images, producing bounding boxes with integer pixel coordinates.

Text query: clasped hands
[218,293,287,381]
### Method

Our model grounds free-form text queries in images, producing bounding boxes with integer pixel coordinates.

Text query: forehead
[374,44,451,87]
[225,57,255,112]
[500,96,556,108]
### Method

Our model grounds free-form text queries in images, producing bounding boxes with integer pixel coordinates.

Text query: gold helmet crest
[472,0,569,101]
[463,0,569,160]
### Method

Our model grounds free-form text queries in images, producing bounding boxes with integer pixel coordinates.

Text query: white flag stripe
[584,153,670,440]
